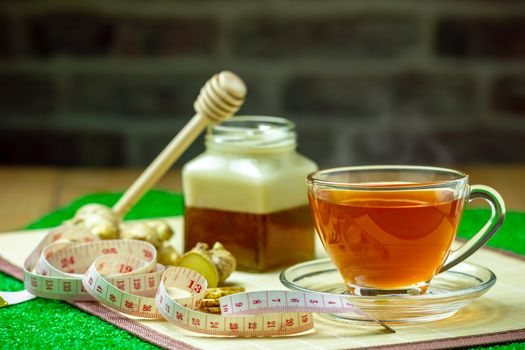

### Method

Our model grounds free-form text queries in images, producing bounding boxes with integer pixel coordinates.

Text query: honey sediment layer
[184,205,315,271]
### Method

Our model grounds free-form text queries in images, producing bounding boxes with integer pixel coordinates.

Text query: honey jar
[183,116,318,272]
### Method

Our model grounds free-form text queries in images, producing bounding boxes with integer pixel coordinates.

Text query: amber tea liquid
[310,188,464,293]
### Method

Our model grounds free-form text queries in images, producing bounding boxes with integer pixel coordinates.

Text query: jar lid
[206,116,297,153]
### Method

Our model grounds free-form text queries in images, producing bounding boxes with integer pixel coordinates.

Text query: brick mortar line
[213,10,237,62]
[0,116,190,133]
[295,117,524,131]
[1,0,524,17]
[54,62,71,116]
[2,114,524,134]
[255,70,289,117]
[1,59,525,76]
[124,132,145,167]
[474,70,493,123]
[334,129,350,166]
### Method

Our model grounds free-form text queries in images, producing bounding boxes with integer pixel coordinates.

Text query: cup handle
[439,185,506,273]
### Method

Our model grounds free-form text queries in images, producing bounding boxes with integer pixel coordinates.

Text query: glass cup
[307,165,505,296]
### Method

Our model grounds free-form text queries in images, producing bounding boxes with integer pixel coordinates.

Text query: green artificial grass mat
[24,190,185,230]
[0,190,524,350]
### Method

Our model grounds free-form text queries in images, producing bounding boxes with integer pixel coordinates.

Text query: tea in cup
[307,165,505,296]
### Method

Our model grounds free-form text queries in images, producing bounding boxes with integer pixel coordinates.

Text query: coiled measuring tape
[9,225,394,336]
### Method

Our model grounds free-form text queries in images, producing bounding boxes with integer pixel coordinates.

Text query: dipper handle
[113,71,246,218]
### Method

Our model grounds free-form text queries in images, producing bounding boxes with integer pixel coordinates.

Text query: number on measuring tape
[268,291,286,307]
[119,264,133,273]
[143,249,153,259]
[61,256,75,269]
[323,294,343,308]
[307,293,322,305]
[287,292,305,306]
[62,281,72,293]
[248,292,267,309]
[187,279,203,294]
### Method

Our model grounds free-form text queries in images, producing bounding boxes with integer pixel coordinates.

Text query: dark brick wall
[436,17,525,58]
[0,73,57,115]
[0,1,524,167]
[233,15,420,58]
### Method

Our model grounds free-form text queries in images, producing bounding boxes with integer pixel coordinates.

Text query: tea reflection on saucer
[280,258,496,323]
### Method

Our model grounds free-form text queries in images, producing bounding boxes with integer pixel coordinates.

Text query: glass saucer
[280,258,496,323]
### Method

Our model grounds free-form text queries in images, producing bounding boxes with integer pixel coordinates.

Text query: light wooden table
[0,165,523,232]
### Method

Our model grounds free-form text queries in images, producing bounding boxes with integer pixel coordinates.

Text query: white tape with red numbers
[4,225,393,336]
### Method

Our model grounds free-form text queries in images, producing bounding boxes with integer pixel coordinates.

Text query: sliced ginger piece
[176,244,219,288]
[200,286,245,314]
[204,287,245,299]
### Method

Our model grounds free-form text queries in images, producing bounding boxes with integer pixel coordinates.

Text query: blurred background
[0,0,524,168]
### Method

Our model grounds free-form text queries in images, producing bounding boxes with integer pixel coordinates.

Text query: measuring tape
[7,225,393,336]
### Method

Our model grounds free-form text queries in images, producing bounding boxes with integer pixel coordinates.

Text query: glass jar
[182,116,318,272]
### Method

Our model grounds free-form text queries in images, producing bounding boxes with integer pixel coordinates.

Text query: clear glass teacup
[307,165,505,296]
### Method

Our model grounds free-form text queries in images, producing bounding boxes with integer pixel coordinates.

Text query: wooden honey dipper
[113,71,246,218]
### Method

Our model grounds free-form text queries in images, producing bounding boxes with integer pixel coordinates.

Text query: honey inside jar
[185,205,314,271]
[182,116,318,271]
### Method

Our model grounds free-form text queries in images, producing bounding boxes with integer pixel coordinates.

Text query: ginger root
[158,242,180,266]
[119,222,162,248]
[119,220,179,265]
[68,204,119,240]
[176,242,236,288]
[66,206,182,265]
[210,242,236,283]
[144,220,173,241]
[118,220,175,249]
